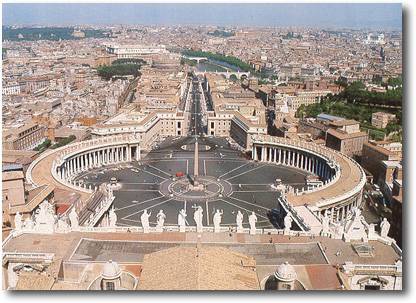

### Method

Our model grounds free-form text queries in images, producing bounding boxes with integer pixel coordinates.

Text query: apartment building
[325,120,368,157]
[371,112,396,129]
[3,121,47,150]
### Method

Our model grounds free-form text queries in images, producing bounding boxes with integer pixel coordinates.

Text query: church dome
[274,261,297,282]
[102,260,121,279]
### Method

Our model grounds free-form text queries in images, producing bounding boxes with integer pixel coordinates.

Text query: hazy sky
[3,3,402,30]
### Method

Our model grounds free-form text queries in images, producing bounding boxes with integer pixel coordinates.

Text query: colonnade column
[69,159,73,176]
[75,157,79,173]
[127,146,131,161]
[282,149,286,165]
[99,150,103,166]
[89,152,93,168]
[136,145,140,161]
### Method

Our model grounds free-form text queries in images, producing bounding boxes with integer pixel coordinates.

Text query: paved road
[189,76,205,136]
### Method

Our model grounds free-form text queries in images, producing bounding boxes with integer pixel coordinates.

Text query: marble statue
[69,208,79,230]
[57,217,70,233]
[194,206,204,233]
[284,213,293,233]
[367,223,377,240]
[213,209,223,233]
[342,206,369,242]
[248,212,257,234]
[333,221,345,239]
[236,210,244,232]
[109,207,118,227]
[14,212,22,231]
[33,200,56,233]
[23,217,34,231]
[178,209,187,232]
[321,211,330,236]
[156,210,166,232]
[380,218,391,238]
[352,207,362,221]
[141,209,151,233]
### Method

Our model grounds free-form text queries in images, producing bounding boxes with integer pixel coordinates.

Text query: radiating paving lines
[132,166,167,181]
[226,195,271,211]
[225,164,267,181]
[145,163,174,178]
[218,162,251,179]
[115,194,166,211]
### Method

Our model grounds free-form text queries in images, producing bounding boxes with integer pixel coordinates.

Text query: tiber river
[196,58,240,72]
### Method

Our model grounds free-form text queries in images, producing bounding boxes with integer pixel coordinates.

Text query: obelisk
[194,138,199,180]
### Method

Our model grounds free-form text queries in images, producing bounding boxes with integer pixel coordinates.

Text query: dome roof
[274,261,297,282]
[102,260,121,279]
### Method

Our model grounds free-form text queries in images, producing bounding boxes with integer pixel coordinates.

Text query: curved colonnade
[251,135,366,223]
[51,135,142,191]
[26,135,142,226]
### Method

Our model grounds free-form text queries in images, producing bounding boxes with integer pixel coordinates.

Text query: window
[105,281,115,290]
[365,284,381,290]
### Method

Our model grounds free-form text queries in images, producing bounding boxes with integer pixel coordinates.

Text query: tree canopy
[296,81,402,141]
[339,81,402,108]
[97,63,141,80]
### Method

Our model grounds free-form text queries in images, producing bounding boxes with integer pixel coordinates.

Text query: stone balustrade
[61,225,315,237]
[343,262,402,275]
[84,192,115,227]
[277,196,310,231]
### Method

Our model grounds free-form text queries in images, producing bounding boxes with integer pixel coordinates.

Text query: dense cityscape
[2,4,403,292]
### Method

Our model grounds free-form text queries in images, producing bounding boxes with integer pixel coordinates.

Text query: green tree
[97,64,141,80]
[229,74,238,82]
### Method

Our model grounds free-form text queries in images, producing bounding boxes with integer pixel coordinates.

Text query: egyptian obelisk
[194,138,199,180]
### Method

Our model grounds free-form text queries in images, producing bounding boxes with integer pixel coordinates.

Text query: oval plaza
[25,129,366,231]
